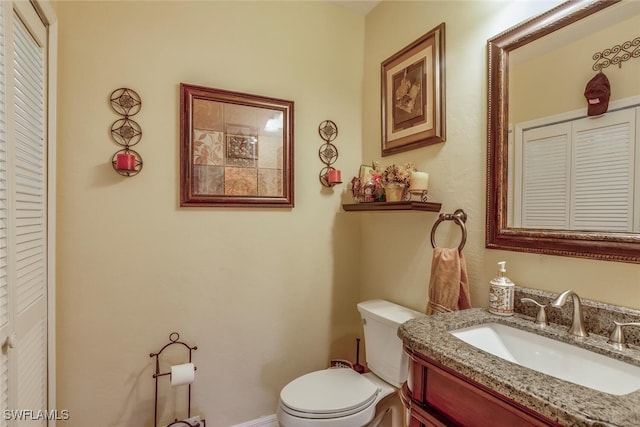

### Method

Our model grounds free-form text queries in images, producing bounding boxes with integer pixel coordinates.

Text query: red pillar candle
[116,153,136,171]
[328,169,342,184]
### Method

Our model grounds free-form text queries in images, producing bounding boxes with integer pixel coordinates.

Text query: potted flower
[372,161,416,201]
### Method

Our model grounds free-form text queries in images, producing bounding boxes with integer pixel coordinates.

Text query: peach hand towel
[426,247,472,315]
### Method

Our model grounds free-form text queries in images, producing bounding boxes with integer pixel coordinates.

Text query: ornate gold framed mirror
[486,0,640,263]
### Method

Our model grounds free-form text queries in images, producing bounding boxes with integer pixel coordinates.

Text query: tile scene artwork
[192,99,283,197]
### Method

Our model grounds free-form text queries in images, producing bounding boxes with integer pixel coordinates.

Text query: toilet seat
[279,368,379,419]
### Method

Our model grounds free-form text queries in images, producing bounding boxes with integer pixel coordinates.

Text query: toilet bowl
[277,369,395,427]
[276,300,422,427]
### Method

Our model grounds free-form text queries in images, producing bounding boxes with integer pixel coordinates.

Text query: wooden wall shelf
[342,201,442,212]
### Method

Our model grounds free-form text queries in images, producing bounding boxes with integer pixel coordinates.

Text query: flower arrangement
[372,161,416,187]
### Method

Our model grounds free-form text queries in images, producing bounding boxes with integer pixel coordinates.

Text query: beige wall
[53,1,363,426]
[360,0,640,314]
[510,5,640,123]
[54,1,640,426]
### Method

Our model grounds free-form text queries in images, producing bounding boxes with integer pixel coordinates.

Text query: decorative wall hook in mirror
[110,88,143,177]
[592,35,640,71]
[318,120,342,187]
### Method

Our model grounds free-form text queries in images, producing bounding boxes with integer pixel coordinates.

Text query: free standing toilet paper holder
[150,332,206,427]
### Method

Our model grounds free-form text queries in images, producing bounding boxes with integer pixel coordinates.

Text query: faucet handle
[520,298,548,327]
[608,321,640,350]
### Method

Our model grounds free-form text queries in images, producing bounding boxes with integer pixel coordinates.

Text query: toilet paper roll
[170,363,195,386]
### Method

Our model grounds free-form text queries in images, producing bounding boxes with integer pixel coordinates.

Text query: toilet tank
[357,299,423,388]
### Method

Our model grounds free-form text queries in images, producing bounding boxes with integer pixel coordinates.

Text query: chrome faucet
[551,290,588,337]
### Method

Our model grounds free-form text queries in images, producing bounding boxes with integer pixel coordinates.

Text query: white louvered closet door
[518,108,638,232]
[0,1,9,424]
[1,1,48,425]
[518,122,572,229]
[571,110,636,232]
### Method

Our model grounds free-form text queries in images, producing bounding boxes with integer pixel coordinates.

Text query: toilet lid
[280,368,379,417]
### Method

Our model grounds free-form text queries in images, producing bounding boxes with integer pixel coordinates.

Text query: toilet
[277,299,423,427]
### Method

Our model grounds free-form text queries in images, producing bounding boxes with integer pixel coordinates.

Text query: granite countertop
[398,308,640,427]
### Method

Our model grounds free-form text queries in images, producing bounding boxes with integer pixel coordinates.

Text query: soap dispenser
[488,261,515,316]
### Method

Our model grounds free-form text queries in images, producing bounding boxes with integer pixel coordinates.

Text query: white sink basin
[451,323,640,395]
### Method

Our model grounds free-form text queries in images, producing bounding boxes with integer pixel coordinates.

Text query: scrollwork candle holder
[405,171,429,201]
[110,88,143,177]
[405,189,429,202]
[318,120,342,187]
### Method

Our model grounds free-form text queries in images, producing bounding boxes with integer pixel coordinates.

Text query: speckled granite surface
[398,290,640,427]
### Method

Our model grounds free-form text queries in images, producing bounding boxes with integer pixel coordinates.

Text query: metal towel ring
[430,209,468,251]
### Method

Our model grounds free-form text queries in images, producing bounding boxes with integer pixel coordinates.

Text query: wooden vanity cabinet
[401,347,561,427]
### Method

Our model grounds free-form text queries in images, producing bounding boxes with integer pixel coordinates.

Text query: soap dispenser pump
[488,261,515,316]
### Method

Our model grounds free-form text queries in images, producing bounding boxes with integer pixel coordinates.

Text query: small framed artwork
[381,23,446,156]
[180,83,294,207]
[359,164,374,183]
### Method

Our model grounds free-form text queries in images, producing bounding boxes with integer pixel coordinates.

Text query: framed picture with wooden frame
[180,83,294,208]
[381,23,445,156]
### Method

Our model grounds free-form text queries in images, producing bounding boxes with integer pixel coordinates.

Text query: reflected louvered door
[2,1,48,425]
[519,109,638,232]
[520,122,571,229]
[571,110,636,232]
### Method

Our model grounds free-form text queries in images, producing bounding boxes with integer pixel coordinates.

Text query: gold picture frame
[180,83,294,208]
[381,23,446,156]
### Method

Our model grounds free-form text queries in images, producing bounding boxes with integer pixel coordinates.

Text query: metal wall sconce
[318,120,342,187]
[110,88,143,177]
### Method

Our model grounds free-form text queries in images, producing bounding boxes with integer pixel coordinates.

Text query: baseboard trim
[229,414,278,427]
